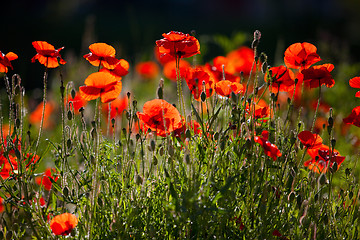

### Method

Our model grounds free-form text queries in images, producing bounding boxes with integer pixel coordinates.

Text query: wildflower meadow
[1,29,360,239]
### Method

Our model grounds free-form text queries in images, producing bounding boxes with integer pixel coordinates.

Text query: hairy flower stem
[59,67,68,187]
[311,83,322,132]
[34,66,48,154]
[175,56,186,120]
[90,97,101,237]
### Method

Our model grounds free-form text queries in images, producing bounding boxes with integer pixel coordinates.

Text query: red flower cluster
[184,67,216,101]
[305,144,345,173]
[80,43,129,103]
[36,168,59,191]
[50,213,78,236]
[0,137,39,179]
[137,99,182,137]
[344,77,360,128]
[254,130,282,160]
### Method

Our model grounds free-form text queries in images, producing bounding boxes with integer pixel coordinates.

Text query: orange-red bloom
[0,51,18,73]
[301,64,335,89]
[305,144,345,173]
[67,93,87,113]
[298,131,323,149]
[265,66,295,93]
[99,59,129,80]
[79,72,122,103]
[184,67,216,101]
[349,77,360,97]
[137,99,182,137]
[343,106,360,128]
[135,61,160,80]
[156,31,200,59]
[163,59,190,81]
[226,47,254,75]
[31,41,66,68]
[36,168,58,191]
[215,80,244,97]
[50,213,78,236]
[254,130,282,160]
[284,42,321,70]
[205,62,240,83]
[29,101,55,129]
[0,137,39,179]
[84,43,120,69]
[102,94,128,119]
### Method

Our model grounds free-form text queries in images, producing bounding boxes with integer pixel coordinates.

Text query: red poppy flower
[298,131,323,149]
[36,168,58,191]
[284,42,321,70]
[156,31,200,59]
[184,67,216,101]
[226,47,254,75]
[84,43,120,69]
[29,101,56,129]
[213,56,236,75]
[0,137,39,179]
[135,61,160,79]
[67,93,87,113]
[79,72,122,103]
[204,63,240,83]
[163,59,190,81]
[137,99,182,137]
[31,41,66,68]
[0,51,18,73]
[246,99,270,121]
[343,106,360,128]
[174,119,202,139]
[265,66,295,93]
[215,80,244,97]
[305,144,345,173]
[154,46,174,65]
[349,77,360,97]
[301,64,335,89]
[99,59,129,80]
[254,130,282,160]
[50,213,78,236]
[102,94,128,119]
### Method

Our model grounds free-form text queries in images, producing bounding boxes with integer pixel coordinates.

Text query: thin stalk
[34,65,49,154]
[311,81,321,132]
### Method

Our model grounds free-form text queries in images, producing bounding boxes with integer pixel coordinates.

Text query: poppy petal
[100,81,122,103]
[349,77,360,88]
[79,86,101,101]
[84,72,117,88]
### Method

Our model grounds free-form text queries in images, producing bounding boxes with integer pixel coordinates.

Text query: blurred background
[2,0,360,90]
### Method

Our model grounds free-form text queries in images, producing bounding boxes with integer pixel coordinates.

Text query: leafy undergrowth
[0,30,360,239]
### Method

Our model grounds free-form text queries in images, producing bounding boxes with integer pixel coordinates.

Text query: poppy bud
[91,121,96,128]
[67,139,72,150]
[63,186,69,197]
[127,92,131,99]
[150,140,156,151]
[67,110,73,120]
[153,156,158,165]
[332,162,338,172]
[159,146,164,156]
[318,173,327,185]
[15,118,20,129]
[111,118,115,126]
[328,116,333,127]
[331,138,336,148]
[261,62,268,74]
[200,91,206,102]
[157,86,163,99]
